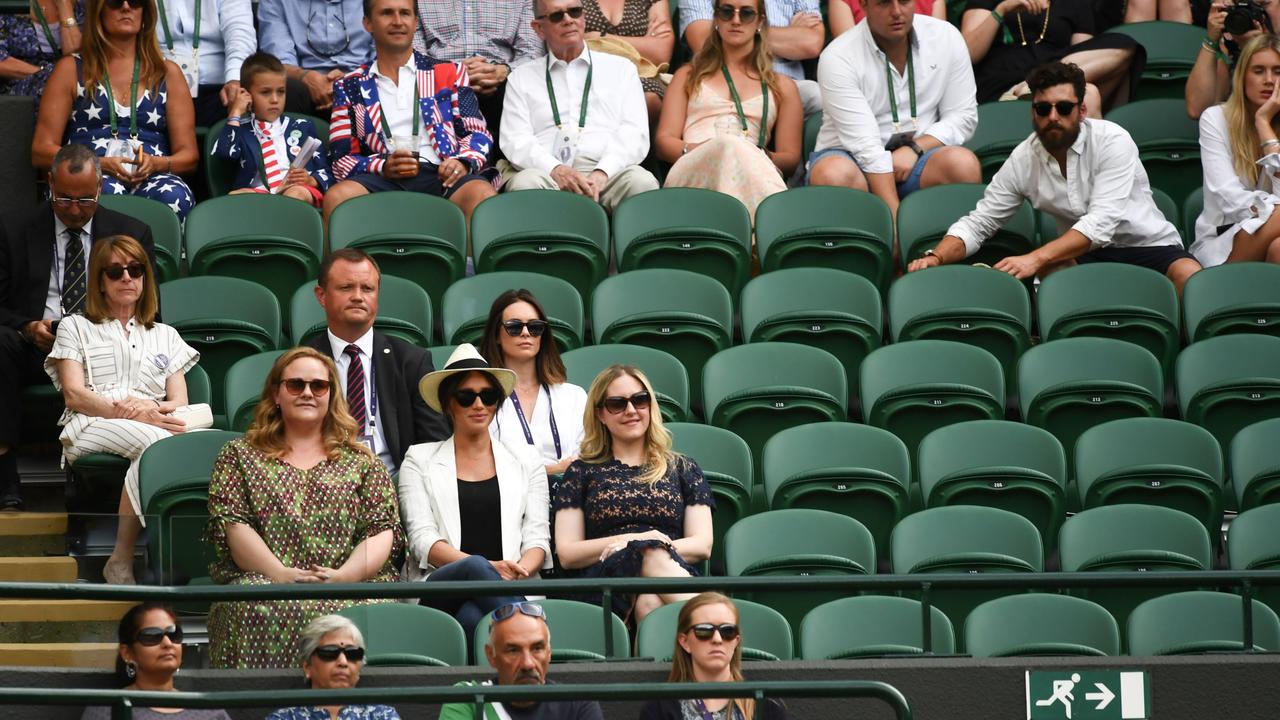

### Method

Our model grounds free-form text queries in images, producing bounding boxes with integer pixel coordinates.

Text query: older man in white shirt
[808,0,980,216]
[499,0,659,210]
[907,61,1202,294]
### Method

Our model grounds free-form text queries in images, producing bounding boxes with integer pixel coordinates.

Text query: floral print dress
[206,438,404,669]
[0,2,83,109]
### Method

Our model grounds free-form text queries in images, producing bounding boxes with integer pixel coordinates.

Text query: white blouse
[489,382,588,465]
[1193,104,1280,268]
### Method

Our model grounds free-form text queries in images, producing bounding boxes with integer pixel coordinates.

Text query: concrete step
[0,599,134,643]
[0,556,78,582]
[0,512,66,555]
[0,642,117,668]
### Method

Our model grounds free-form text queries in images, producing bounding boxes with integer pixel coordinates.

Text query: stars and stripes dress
[43,313,199,521]
[64,55,196,219]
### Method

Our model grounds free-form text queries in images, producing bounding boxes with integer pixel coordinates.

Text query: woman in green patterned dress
[205,347,404,669]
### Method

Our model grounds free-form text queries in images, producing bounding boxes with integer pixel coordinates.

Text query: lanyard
[720,65,767,149]
[377,69,420,142]
[884,44,917,132]
[103,57,140,140]
[545,51,592,129]
[508,385,561,459]
[29,1,57,53]
[155,0,201,53]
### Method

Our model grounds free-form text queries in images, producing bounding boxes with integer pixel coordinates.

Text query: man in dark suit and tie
[0,143,158,510]
[304,249,449,472]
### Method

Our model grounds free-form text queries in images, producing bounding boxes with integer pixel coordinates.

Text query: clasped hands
[112,396,186,433]
[551,165,608,201]
[599,529,672,562]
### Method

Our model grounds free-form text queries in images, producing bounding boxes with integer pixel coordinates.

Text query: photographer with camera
[1187,0,1276,119]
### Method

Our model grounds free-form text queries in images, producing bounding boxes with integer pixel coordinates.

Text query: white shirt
[947,119,1184,256]
[500,48,650,178]
[814,14,977,175]
[327,328,394,472]
[157,0,257,85]
[371,59,443,165]
[44,216,94,321]
[1193,104,1280,267]
[490,381,588,465]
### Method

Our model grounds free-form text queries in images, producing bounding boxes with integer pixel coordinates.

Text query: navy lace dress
[554,455,714,616]
[0,2,84,110]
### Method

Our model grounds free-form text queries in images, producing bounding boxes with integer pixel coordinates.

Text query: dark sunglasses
[492,601,547,623]
[103,262,145,281]
[135,625,184,646]
[715,5,758,21]
[312,644,365,662]
[281,378,332,396]
[601,391,651,414]
[455,387,503,407]
[1032,100,1078,118]
[503,319,548,337]
[103,0,143,8]
[688,623,740,641]
[536,5,584,22]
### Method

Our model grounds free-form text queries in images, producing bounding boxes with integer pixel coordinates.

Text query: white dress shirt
[372,59,443,165]
[500,48,650,178]
[1193,104,1280,267]
[157,0,256,85]
[947,119,1184,257]
[44,216,94,321]
[328,328,394,472]
[490,381,587,465]
[814,14,977,175]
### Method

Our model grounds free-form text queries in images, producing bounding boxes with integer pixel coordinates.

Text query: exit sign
[1026,671,1149,720]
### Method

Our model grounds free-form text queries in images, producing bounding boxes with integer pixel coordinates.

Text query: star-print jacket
[328,51,493,179]
[209,114,334,193]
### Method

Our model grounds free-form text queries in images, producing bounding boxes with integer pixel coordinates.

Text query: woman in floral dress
[0,0,84,110]
[205,347,404,669]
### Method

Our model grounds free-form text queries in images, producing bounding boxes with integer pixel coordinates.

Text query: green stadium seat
[98,194,183,283]
[918,420,1066,556]
[1175,335,1280,455]
[889,265,1031,389]
[799,596,955,659]
[338,603,467,667]
[1127,591,1280,655]
[471,190,610,302]
[1183,187,1203,246]
[472,598,630,662]
[563,345,690,423]
[223,350,286,432]
[1110,21,1206,99]
[328,191,467,314]
[755,186,895,292]
[741,268,882,399]
[184,194,324,318]
[636,598,794,662]
[897,183,1037,271]
[203,114,328,198]
[1151,187,1183,244]
[1182,263,1280,342]
[963,100,1032,182]
[593,269,732,406]
[1226,503,1280,617]
[859,340,1004,457]
[1075,418,1224,541]
[725,509,875,637]
[801,111,822,170]
[1105,99,1201,209]
[427,345,453,370]
[442,272,584,351]
[762,422,909,558]
[1036,263,1180,376]
[289,275,434,348]
[667,422,753,573]
[613,188,753,297]
[1232,418,1280,511]
[185,364,211,407]
[965,594,1120,658]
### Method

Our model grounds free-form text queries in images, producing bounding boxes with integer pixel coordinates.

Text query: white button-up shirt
[1193,104,1280,267]
[500,47,649,178]
[157,0,256,85]
[814,14,976,175]
[328,328,393,472]
[44,216,94,321]
[948,118,1184,256]
[372,60,443,165]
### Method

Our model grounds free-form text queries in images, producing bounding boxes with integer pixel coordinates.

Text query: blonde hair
[684,0,782,110]
[244,347,373,461]
[578,365,676,486]
[1225,34,1280,186]
[81,0,167,100]
[84,235,157,328]
[668,592,751,720]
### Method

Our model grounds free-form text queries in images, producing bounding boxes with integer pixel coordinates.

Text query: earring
[713,24,718,30]
[125,662,136,679]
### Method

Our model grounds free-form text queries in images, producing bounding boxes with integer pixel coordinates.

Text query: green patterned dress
[206,438,405,668]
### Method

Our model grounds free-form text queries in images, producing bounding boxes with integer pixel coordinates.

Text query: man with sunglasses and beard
[303,249,447,474]
[907,61,1202,294]
[439,602,604,720]
[0,143,156,511]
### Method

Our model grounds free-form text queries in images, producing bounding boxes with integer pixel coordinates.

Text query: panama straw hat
[418,343,517,412]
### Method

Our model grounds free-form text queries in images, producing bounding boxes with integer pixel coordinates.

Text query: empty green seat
[897,183,1037,271]
[963,100,1032,182]
[1128,591,1280,655]
[472,599,630,662]
[1152,187,1184,243]
[563,345,690,423]
[965,594,1120,658]
[668,422,753,572]
[98,194,182,283]
[636,598,793,662]
[1226,503,1280,617]
[1110,21,1206,99]
[338,603,467,666]
[799,596,955,659]
[223,350,286,432]
[1232,418,1280,511]
[755,186,895,291]
[1183,187,1203,247]
[1176,334,1280,454]
[289,275,434,348]
[1105,99,1201,208]
[1182,263,1280,342]
[442,272,584,351]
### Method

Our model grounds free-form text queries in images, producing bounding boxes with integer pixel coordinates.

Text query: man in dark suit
[0,143,158,510]
[304,248,448,471]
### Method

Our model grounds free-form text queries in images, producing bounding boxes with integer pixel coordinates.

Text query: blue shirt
[676,0,820,80]
[257,0,373,72]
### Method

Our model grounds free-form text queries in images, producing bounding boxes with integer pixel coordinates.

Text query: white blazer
[398,437,551,582]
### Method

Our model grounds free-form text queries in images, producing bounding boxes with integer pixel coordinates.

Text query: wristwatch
[907,140,924,158]
[923,248,941,264]
[61,17,78,27]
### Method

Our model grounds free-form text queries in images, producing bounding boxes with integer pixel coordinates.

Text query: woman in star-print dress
[32,0,197,219]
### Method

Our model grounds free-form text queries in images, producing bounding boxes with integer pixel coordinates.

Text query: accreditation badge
[104,137,142,160]
[163,48,200,96]
[551,125,580,166]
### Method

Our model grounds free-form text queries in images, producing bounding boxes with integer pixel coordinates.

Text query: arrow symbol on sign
[1085,683,1115,710]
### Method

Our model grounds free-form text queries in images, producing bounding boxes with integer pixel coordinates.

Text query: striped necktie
[61,227,86,316]
[257,120,287,192]
[344,344,367,434]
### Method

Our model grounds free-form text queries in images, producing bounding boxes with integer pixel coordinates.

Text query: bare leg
[633,593,664,623]
[918,147,982,188]
[637,546,696,618]
[1228,207,1280,262]
[449,179,496,225]
[1124,0,1155,22]
[1159,0,1192,23]
[282,185,316,204]
[104,490,140,585]
[1063,47,1136,111]
[322,180,370,230]
[1084,83,1104,119]
[1166,257,1202,296]
[808,155,868,191]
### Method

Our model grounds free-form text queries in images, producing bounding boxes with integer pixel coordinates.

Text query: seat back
[1182,263,1280,342]
[1105,99,1201,205]
[472,599,630,662]
[442,272,584,351]
[290,276,434,348]
[799,596,955,659]
[897,183,1036,270]
[668,422,753,573]
[1231,417,1280,511]
[637,598,794,662]
[1110,21,1206,98]
[754,186,895,291]
[223,350,287,432]
[338,603,467,666]
[963,101,1033,181]
[564,345,690,423]
[1175,335,1280,455]
[965,594,1120,658]
[1127,591,1280,655]
[98,194,183,283]
[1227,503,1280,617]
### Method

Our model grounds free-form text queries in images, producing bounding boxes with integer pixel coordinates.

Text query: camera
[1224,0,1273,37]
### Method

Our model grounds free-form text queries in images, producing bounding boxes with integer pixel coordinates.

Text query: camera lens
[1224,8,1253,36]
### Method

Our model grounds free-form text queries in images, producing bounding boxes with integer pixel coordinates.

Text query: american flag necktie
[257,120,287,192]
[344,344,367,434]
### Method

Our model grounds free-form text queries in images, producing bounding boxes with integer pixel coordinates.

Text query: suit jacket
[304,330,448,469]
[0,202,157,333]
[210,115,334,193]
[398,436,551,582]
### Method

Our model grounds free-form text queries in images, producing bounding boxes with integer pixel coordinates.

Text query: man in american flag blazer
[322,0,497,226]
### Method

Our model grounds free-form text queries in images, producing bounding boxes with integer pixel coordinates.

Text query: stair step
[0,556,78,582]
[0,512,66,555]
[0,600,134,643]
[0,642,117,668]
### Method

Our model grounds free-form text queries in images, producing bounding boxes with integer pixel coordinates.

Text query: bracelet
[1262,139,1280,150]
[991,8,1003,22]
[60,17,77,27]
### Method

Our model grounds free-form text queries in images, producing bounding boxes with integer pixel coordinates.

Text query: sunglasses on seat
[536,5,584,22]
[103,262,145,281]
[600,391,651,414]
[503,319,548,337]
[135,625,184,646]
[715,5,758,21]
[280,378,331,396]
[455,387,503,407]
[688,623,740,641]
[312,644,365,662]
[1032,100,1078,117]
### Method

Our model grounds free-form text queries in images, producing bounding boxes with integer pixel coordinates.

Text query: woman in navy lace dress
[553,364,714,623]
[0,0,83,110]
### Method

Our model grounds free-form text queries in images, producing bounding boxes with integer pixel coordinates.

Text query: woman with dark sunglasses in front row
[80,602,231,720]
[553,365,714,623]
[267,614,400,720]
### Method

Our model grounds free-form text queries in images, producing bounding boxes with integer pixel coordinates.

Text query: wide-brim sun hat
[418,343,517,413]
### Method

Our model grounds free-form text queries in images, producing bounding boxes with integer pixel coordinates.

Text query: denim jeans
[423,555,522,650]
